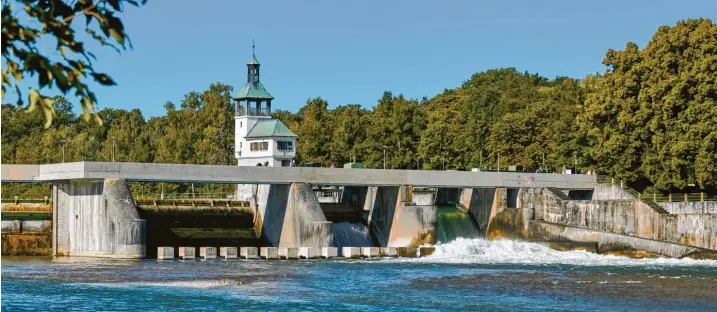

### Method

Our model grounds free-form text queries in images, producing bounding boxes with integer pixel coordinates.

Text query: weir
[3,162,715,260]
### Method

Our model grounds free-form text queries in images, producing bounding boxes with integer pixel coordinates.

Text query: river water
[3,238,716,311]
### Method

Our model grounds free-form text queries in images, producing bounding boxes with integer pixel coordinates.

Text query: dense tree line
[2,19,716,198]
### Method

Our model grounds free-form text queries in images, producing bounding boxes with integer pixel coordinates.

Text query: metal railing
[597,175,716,202]
[135,193,235,200]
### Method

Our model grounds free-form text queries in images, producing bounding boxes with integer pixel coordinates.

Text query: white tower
[233,44,298,168]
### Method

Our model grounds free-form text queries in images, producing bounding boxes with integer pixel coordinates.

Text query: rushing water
[436,206,479,243]
[3,238,717,311]
[331,222,374,250]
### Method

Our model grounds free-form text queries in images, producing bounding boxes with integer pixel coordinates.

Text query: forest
[2,19,716,197]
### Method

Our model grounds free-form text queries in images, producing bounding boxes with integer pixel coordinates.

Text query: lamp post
[382,145,387,169]
[111,136,116,162]
[61,139,67,162]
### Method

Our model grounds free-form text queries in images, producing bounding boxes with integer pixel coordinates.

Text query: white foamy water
[86,280,235,289]
[406,237,717,267]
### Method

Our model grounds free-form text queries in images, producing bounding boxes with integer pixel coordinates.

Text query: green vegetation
[1,19,715,197]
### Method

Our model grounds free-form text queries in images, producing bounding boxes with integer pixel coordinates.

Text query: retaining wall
[660,201,717,214]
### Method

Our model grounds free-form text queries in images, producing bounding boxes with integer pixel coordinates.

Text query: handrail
[597,176,716,203]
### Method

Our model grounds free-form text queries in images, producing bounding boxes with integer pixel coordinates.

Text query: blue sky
[4,0,716,117]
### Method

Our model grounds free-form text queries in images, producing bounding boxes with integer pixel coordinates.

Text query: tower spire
[252,39,255,57]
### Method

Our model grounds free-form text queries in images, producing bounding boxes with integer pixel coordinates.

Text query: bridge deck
[1,162,597,189]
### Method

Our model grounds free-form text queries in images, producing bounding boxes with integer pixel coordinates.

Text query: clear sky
[5,0,717,117]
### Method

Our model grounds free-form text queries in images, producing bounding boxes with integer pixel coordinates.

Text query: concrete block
[321,247,338,258]
[380,247,398,257]
[157,247,174,260]
[361,247,380,258]
[278,247,299,260]
[341,247,361,259]
[260,247,279,259]
[240,247,259,259]
[299,247,319,259]
[199,247,217,259]
[178,247,195,260]
[418,246,435,257]
[220,247,238,259]
[397,247,418,257]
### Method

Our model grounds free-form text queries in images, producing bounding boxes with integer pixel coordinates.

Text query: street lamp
[61,139,67,162]
[573,151,577,174]
[382,145,388,170]
[111,136,116,162]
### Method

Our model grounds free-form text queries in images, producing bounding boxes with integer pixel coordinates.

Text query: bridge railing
[597,175,716,202]
[134,192,235,200]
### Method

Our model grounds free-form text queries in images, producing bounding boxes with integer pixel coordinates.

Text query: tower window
[277,141,293,151]
[240,122,242,128]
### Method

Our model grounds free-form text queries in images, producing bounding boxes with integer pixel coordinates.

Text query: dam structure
[2,161,716,260]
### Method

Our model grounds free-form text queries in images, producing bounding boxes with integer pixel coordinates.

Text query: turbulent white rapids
[407,237,717,267]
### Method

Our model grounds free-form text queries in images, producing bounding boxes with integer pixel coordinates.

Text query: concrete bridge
[1,161,597,188]
[6,161,713,261]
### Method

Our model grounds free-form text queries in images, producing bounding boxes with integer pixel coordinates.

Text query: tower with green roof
[234,43,298,171]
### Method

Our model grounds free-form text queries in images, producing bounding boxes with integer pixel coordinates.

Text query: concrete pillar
[418,246,435,257]
[368,186,437,248]
[157,247,174,260]
[278,247,299,259]
[178,247,195,260]
[52,179,145,258]
[240,247,259,259]
[255,183,332,248]
[220,247,238,259]
[260,247,279,259]
[459,188,502,234]
[341,247,361,258]
[321,247,337,258]
[380,247,398,257]
[361,247,379,258]
[199,247,217,259]
[299,247,319,259]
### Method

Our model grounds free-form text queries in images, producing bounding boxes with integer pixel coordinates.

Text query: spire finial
[252,39,255,57]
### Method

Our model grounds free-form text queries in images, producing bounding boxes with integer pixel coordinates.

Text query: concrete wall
[591,183,636,200]
[254,183,332,247]
[53,179,145,258]
[660,201,717,214]
[459,188,503,233]
[519,187,717,250]
[367,186,437,247]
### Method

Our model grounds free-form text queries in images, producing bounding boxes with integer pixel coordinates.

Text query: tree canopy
[2,18,716,198]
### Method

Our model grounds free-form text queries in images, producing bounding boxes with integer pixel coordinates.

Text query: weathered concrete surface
[341,247,361,258]
[459,188,504,233]
[486,208,535,240]
[157,247,174,260]
[240,247,259,259]
[255,183,332,248]
[220,247,238,259]
[178,247,195,259]
[260,247,278,259]
[52,179,145,258]
[2,162,597,189]
[660,201,717,214]
[299,247,319,259]
[418,246,435,257]
[528,220,715,258]
[278,247,299,259]
[200,247,217,259]
[591,183,636,200]
[412,193,435,206]
[519,187,717,250]
[368,186,437,248]
[360,247,379,258]
[321,247,337,258]
[380,247,398,257]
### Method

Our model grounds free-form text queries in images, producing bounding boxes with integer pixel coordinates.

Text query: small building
[233,45,298,167]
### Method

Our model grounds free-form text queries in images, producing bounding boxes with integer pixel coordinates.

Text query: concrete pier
[220,247,238,259]
[278,247,299,259]
[199,247,217,259]
[397,247,418,257]
[240,247,259,259]
[321,247,338,258]
[418,246,435,257]
[380,247,398,257]
[52,179,146,258]
[361,247,380,258]
[260,247,279,259]
[299,247,319,259]
[342,247,361,258]
[157,247,174,260]
[178,247,195,260]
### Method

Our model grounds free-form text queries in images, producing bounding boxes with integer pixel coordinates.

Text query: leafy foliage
[1,0,146,127]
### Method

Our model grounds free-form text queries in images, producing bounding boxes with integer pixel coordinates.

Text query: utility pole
[542,152,545,172]
[573,151,577,174]
[111,136,116,162]
[61,139,67,162]
[382,145,387,169]
[497,154,501,172]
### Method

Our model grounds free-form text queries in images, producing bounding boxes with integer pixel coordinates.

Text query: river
[2,237,716,311]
